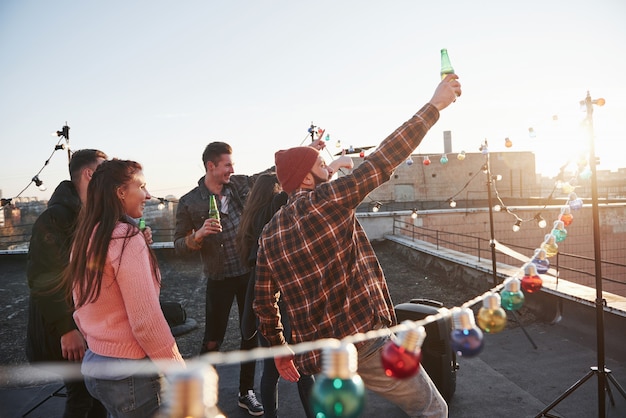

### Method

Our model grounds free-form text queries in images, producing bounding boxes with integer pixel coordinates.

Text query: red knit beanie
[274,146,319,193]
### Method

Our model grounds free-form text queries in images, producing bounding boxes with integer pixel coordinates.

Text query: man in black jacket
[174,141,272,416]
[26,149,107,418]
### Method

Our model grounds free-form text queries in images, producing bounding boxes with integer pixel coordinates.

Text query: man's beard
[310,171,328,187]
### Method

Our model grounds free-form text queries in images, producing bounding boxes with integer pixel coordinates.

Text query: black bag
[394,298,458,402]
[160,301,187,327]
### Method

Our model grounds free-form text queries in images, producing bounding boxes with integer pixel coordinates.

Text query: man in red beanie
[254,74,461,417]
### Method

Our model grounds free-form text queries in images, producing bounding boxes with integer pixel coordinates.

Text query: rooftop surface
[1,241,625,418]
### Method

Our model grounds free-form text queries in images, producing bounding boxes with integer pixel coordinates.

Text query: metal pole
[485,151,498,287]
[485,143,537,348]
[584,90,607,416]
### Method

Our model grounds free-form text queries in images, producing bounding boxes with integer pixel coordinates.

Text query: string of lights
[491,156,587,232]
[445,161,486,208]
[0,126,593,416]
[1,124,70,208]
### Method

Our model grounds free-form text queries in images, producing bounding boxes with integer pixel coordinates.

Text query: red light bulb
[423,156,431,166]
[521,263,543,293]
[359,150,365,158]
[559,206,574,227]
[380,321,425,379]
[504,137,513,148]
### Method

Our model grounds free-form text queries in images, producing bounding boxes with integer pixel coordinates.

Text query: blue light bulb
[450,307,484,357]
[531,248,550,274]
[568,193,583,211]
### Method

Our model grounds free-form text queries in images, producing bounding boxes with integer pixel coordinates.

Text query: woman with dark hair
[64,159,185,418]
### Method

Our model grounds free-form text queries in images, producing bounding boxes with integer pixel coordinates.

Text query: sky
[1,0,625,202]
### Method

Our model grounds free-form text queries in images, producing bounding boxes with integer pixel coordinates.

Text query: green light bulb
[311,342,365,418]
[500,278,525,311]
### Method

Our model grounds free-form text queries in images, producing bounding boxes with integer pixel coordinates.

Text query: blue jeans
[64,378,107,418]
[84,374,163,418]
[356,332,448,418]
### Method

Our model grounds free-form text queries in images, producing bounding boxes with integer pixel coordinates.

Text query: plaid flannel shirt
[254,103,439,375]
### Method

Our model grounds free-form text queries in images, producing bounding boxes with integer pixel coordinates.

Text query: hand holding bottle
[429,74,461,111]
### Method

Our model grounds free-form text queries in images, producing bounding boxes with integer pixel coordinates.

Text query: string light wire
[10,135,69,202]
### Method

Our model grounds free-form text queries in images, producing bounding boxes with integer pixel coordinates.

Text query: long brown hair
[63,159,160,307]
[235,173,281,264]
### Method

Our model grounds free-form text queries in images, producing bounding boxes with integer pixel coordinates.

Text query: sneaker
[238,390,264,416]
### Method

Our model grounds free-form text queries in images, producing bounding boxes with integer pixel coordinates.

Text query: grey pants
[356,332,448,418]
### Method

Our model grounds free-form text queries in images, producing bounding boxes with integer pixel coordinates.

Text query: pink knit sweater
[74,222,184,367]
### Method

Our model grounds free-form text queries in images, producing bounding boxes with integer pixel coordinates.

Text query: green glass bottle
[440,48,455,80]
[208,195,220,221]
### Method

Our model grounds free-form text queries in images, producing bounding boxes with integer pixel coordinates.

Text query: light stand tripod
[535,91,626,418]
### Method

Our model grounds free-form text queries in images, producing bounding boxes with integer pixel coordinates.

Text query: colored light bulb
[406,156,414,166]
[568,193,583,211]
[500,278,525,311]
[138,218,146,231]
[163,364,224,418]
[359,150,365,158]
[348,145,354,153]
[560,182,575,194]
[311,343,365,418]
[528,127,536,138]
[504,137,513,148]
[477,292,507,334]
[423,156,431,166]
[531,248,550,274]
[440,154,448,164]
[550,220,567,243]
[457,151,466,161]
[449,199,457,208]
[579,166,592,180]
[559,206,574,227]
[335,139,341,148]
[540,233,558,258]
[450,307,484,357]
[380,321,425,379]
[521,263,543,293]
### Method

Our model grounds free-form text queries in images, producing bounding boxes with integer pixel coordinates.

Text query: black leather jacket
[174,171,272,280]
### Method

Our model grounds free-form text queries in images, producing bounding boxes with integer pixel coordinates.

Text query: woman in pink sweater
[64,159,185,418]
